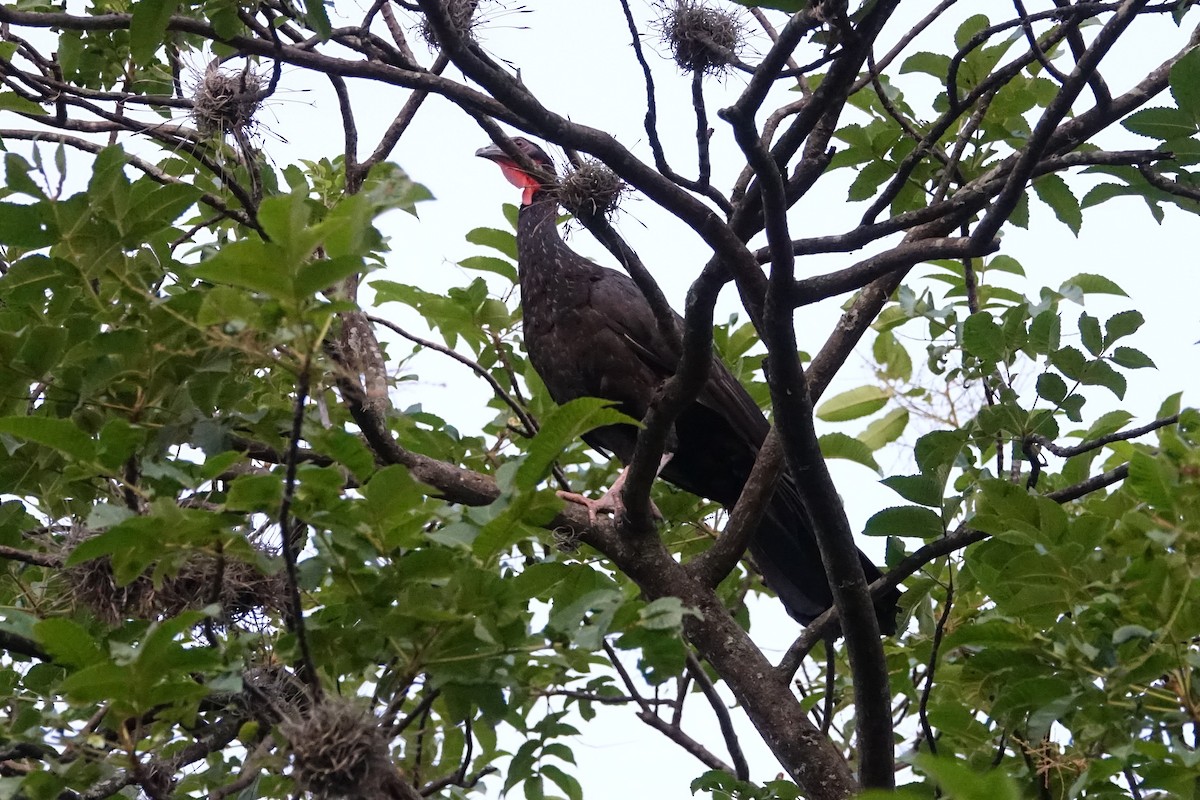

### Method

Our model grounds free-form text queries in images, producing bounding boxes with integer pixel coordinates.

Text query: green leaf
[1127,451,1177,512]
[962,312,1005,363]
[872,331,912,382]
[863,505,944,538]
[915,430,967,475]
[320,193,374,258]
[458,255,517,283]
[363,163,433,215]
[815,385,890,422]
[984,255,1025,276]
[1082,358,1128,399]
[1035,372,1067,404]
[86,503,135,530]
[637,597,692,631]
[1158,391,1183,419]
[900,51,950,79]
[880,474,943,507]
[915,754,1021,800]
[294,255,364,297]
[0,416,95,462]
[1113,624,1156,645]
[127,181,200,234]
[1084,410,1134,440]
[1033,174,1082,235]
[818,432,881,473]
[1104,310,1145,345]
[1028,310,1061,355]
[848,159,896,202]
[541,764,583,800]
[225,473,284,512]
[954,14,989,50]
[859,408,909,451]
[304,0,332,38]
[1078,312,1103,356]
[0,202,57,248]
[190,241,292,299]
[1123,106,1198,140]
[1169,45,1200,118]
[1050,346,1088,381]
[0,92,48,117]
[466,226,518,260]
[14,325,66,378]
[34,619,104,668]
[129,0,179,63]
[1060,273,1128,297]
[5,153,46,198]
[1110,346,1156,369]
[514,398,635,491]
[65,525,141,567]
[61,663,134,704]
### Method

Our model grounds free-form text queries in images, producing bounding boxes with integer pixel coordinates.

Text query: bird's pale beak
[475,143,507,161]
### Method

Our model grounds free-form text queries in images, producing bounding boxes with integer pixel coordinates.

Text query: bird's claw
[556,489,662,525]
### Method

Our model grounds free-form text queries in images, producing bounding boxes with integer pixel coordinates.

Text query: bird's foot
[556,489,662,525]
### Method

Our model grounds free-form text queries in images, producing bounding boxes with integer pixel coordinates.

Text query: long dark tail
[748,477,900,635]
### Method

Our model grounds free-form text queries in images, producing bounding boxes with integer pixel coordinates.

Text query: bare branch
[1028,414,1179,460]
[0,544,62,568]
[917,569,954,755]
[686,652,749,781]
[1138,163,1200,202]
[278,361,322,700]
[723,94,893,789]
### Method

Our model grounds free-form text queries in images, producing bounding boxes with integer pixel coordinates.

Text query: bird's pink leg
[557,455,672,524]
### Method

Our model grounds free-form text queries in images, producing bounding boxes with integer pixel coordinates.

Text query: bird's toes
[556,490,662,525]
[556,490,616,524]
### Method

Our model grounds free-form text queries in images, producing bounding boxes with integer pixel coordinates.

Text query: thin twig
[0,544,62,568]
[368,315,539,438]
[1028,414,1178,459]
[820,639,836,737]
[278,360,321,700]
[918,567,954,755]
[686,652,749,781]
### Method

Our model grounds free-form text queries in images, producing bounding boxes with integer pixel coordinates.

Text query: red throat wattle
[497,161,541,206]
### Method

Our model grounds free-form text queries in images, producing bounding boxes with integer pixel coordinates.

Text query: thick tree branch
[723,100,893,789]
[791,236,999,307]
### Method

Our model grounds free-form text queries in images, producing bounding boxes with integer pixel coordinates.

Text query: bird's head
[475,136,555,206]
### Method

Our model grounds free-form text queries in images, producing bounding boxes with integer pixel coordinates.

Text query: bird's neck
[516,192,574,269]
[516,191,590,312]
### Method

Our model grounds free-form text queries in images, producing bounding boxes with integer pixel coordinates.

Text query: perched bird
[477,137,899,633]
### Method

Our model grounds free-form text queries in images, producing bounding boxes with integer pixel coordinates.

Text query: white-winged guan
[477,137,900,634]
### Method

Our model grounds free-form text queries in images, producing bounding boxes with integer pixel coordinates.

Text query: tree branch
[722,97,893,790]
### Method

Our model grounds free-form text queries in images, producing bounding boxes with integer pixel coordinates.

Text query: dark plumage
[477,137,900,633]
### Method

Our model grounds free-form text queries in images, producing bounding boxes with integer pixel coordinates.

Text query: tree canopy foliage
[1,1,1200,798]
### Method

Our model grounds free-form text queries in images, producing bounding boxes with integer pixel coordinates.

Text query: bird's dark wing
[584,265,681,374]
[586,265,769,444]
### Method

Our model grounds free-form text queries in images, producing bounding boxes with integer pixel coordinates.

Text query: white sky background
[5,1,1200,797]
